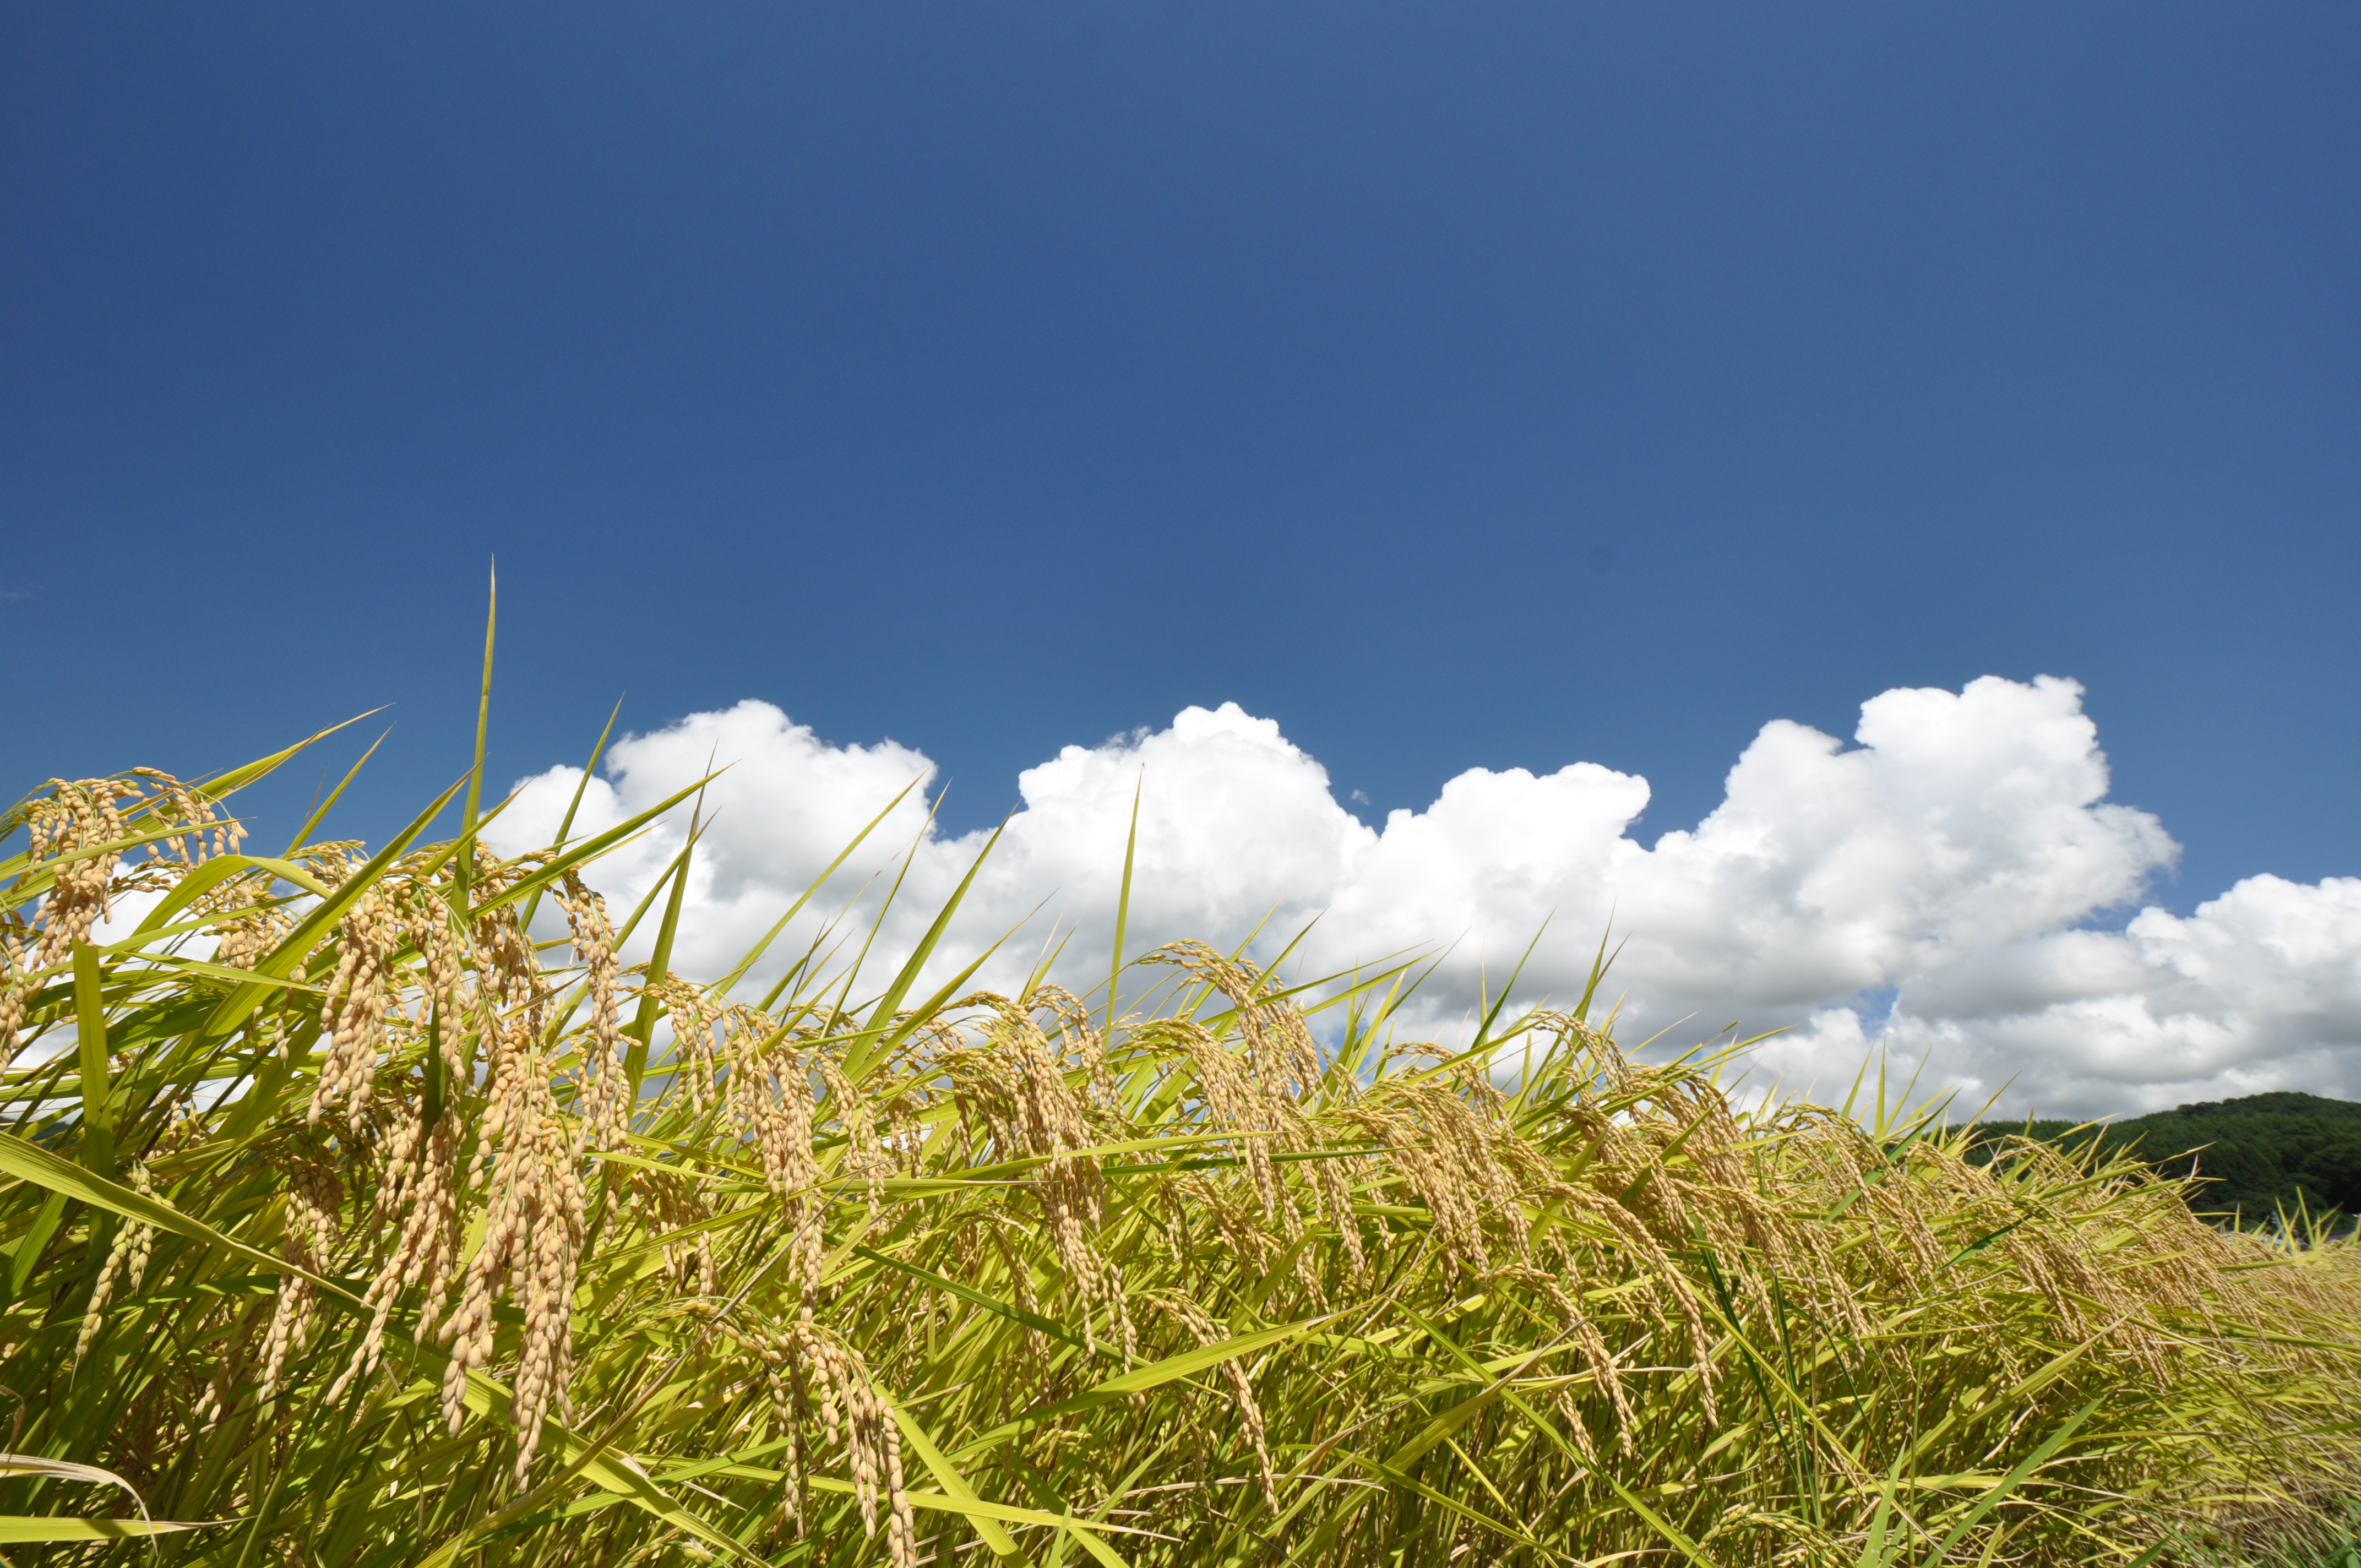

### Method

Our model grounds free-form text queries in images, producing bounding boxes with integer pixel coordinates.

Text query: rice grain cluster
[2,734,2357,1567]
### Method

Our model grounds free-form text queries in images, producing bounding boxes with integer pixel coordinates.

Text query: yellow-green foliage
[2,734,2358,1568]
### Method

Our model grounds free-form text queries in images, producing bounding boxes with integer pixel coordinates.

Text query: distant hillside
[1968,1091,2361,1221]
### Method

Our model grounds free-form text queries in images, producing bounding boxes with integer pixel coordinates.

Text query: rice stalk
[0,740,2354,1567]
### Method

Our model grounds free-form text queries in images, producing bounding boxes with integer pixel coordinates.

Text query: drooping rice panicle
[1,745,2355,1567]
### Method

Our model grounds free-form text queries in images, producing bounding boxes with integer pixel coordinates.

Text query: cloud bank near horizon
[486,676,2361,1118]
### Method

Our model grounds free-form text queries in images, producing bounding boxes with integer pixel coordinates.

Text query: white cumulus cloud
[485,677,2361,1117]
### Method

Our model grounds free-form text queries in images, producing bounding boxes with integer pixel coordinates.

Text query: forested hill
[1970,1092,2361,1221]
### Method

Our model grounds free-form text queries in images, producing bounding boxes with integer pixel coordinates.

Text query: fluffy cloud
[486,677,2361,1117]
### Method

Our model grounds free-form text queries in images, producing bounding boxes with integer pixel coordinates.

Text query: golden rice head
[23,778,132,956]
[189,1305,259,1433]
[1158,1291,1279,1509]
[1143,941,1322,1101]
[624,1167,718,1297]
[471,868,548,1022]
[554,871,628,1150]
[814,1049,894,1215]
[1131,1017,1282,1216]
[124,767,245,865]
[1366,1022,1734,1429]
[311,880,402,1128]
[257,1156,344,1403]
[73,1162,157,1368]
[773,1325,917,1567]
[333,1099,463,1402]
[4,777,135,1066]
[438,974,586,1478]
[405,889,474,1073]
[712,1021,831,1313]
[0,925,26,1074]
[644,973,723,1113]
[940,993,1134,1353]
[1025,982,1115,1104]
[206,871,295,974]
[1335,1081,1515,1281]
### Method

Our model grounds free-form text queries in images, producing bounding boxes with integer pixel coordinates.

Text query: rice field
[4,700,2359,1566]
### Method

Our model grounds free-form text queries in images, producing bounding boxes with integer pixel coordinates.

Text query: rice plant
[3,706,2358,1566]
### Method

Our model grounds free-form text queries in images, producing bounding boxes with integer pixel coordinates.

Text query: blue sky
[6,0,2358,918]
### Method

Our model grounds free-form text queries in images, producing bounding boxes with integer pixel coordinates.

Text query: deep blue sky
[5,1,2356,911]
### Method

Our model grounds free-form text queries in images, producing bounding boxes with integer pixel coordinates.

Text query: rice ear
[2,753,2355,1564]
